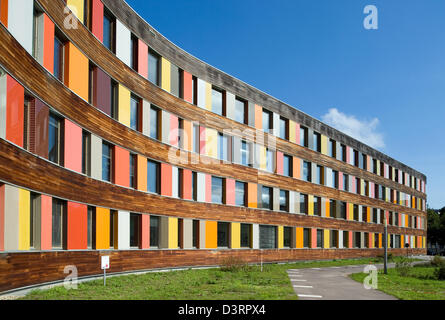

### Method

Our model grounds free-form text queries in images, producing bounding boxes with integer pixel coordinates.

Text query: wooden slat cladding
[0,138,427,235]
[0,25,426,217]
[0,248,426,293]
[33,0,426,200]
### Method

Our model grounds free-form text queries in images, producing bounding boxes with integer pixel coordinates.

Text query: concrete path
[288,263,398,300]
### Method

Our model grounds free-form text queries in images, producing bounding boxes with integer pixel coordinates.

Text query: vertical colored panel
[136,154,147,192]
[7,0,33,54]
[338,172,343,190]
[367,207,371,223]
[95,207,110,250]
[205,174,212,203]
[325,199,330,218]
[205,82,212,111]
[93,67,112,116]
[278,226,284,249]
[5,75,24,147]
[66,202,87,250]
[115,20,131,66]
[64,119,82,173]
[231,223,240,249]
[199,126,206,155]
[118,84,131,127]
[181,169,192,200]
[40,195,52,251]
[18,189,30,251]
[137,39,148,79]
[259,146,267,171]
[0,185,4,251]
[205,221,217,249]
[254,105,262,130]
[161,57,171,92]
[347,203,353,220]
[225,178,235,206]
[276,151,283,175]
[42,14,55,73]
[113,146,130,187]
[247,183,257,208]
[183,119,192,152]
[379,234,382,248]
[91,0,104,42]
[64,42,89,101]
[161,163,172,197]
[29,99,49,158]
[168,217,178,249]
[289,120,296,143]
[169,114,179,147]
[311,228,317,248]
[321,135,328,155]
[140,214,150,249]
[308,195,314,216]
[296,228,303,249]
[66,0,84,23]
[369,233,374,248]
[346,146,351,163]
[348,231,353,248]
[206,128,217,158]
[0,0,8,27]
[324,229,330,249]
[183,71,193,103]
[293,157,300,179]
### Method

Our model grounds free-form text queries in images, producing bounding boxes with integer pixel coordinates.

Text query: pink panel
[141,214,150,249]
[276,151,283,175]
[138,39,148,79]
[351,176,356,193]
[199,126,206,155]
[169,114,179,147]
[160,163,172,197]
[311,228,317,248]
[295,123,300,145]
[40,195,52,250]
[367,156,371,172]
[64,119,82,173]
[385,210,389,225]
[91,0,104,42]
[205,174,212,203]
[346,203,350,220]
[338,172,343,190]
[225,178,235,205]
[346,147,350,163]
[399,213,402,227]
[370,182,374,198]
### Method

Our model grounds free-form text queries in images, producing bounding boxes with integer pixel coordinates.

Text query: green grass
[350,264,445,300]
[20,257,415,300]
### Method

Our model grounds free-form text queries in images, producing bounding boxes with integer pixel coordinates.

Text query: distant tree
[428,208,445,246]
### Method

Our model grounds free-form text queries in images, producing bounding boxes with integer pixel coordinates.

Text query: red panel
[399,213,402,227]
[160,163,172,197]
[225,178,235,205]
[0,185,4,251]
[64,119,82,173]
[311,228,317,248]
[276,151,283,175]
[137,39,148,79]
[169,114,179,147]
[346,203,350,220]
[140,214,150,249]
[91,0,104,42]
[92,67,111,116]
[5,75,24,147]
[0,0,7,27]
[113,146,130,187]
[348,231,353,248]
[181,169,192,200]
[40,195,52,250]
[199,126,206,155]
[183,71,193,104]
[205,174,212,203]
[66,202,87,250]
[43,14,54,73]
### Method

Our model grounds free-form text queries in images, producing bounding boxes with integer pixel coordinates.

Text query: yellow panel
[161,57,171,92]
[168,217,178,249]
[205,221,217,249]
[118,84,131,127]
[321,135,328,155]
[296,228,303,249]
[348,203,354,221]
[308,195,314,215]
[361,180,365,196]
[205,82,212,111]
[231,223,240,249]
[289,120,296,143]
[18,189,30,251]
[324,229,330,249]
[96,208,110,250]
[259,146,267,171]
[66,0,84,23]
[278,226,284,249]
[205,128,218,158]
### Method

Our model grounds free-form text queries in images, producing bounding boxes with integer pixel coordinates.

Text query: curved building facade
[0,0,427,293]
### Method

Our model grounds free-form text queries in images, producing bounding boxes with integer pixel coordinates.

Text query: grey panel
[182,219,193,249]
[272,188,280,212]
[225,92,235,120]
[142,99,150,137]
[170,63,180,97]
[90,134,102,180]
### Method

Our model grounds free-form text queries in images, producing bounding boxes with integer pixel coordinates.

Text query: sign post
[101,256,110,286]
[384,219,388,275]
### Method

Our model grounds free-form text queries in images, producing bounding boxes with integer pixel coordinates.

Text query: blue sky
[126,0,445,209]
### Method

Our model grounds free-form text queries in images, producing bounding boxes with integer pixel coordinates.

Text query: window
[29,193,38,249]
[374,233,379,248]
[149,105,160,140]
[129,213,140,248]
[279,117,288,140]
[191,172,197,201]
[332,170,338,189]
[54,34,64,81]
[261,186,273,210]
[178,118,184,149]
[303,228,311,248]
[130,34,138,71]
[353,204,359,221]
[380,210,385,225]
[110,210,116,248]
[177,218,183,248]
[192,76,197,105]
[356,177,360,194]
[266,149,274,172]
[211,176,224,204]
[217,222,229,248]
[353,149,359,167]
[217,133,229,161]
[211,87,224,116]
[330,230,338,248]
[52,198,65,249]
[49,113,63,165]
[193,124,200,154]
[283,155,292,177]
[130,94,141,131]
[303,161,311,182]
[340,202,347,219]
[259,225,277,249]
[343,231,349,248]
[313,132,321,152]
[147,160,160,194]
[111,80,118,120]
[241,224,251,248]
[262,109,272,133]
[373,208,378,223]
[340,144,346,162]
[354,232,361,248]
[316,229,323,248]
[82,130,91,176]
[23,96,31,150]
[300,126,308,147]
[373,159,378,174]
[235,97,247,124]
[235,181,246,207]
[330,200,337,218]
[241,140,251,167]
[314,196,321,216]
[343,174,349,192]
[280,190,289,212]
[300,193,308,214]
[150,216,160,247]
[102,142,112,182]
[283,227,292,248]
[192,220,199,248]
[329,139,336,158]
[316,165,323,185]
[148,50,160,85]
[103,10,115,52]
[130,154,137,188]
[362,154,367,170]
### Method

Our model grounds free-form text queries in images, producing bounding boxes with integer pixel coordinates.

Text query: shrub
[431,255,445,268]
[395,257,412,277]
[435,266,445,280]
[220,256,247,272]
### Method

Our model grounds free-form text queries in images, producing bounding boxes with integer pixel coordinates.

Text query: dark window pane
[261,186,272,210]
[49,113,61,164]
[130,213,140,248]
[240,224,251,248]
[150,216,159,247]
[259,225,277,249]
[211,177,223,204]
[235,98,246,124]
[212,88,223,116]
[217,222,229,247]
[147,160,159,194]
[130,95,139,131]
[283,227,292,248]
[102,142,112,182]
[150,106,159,139]
[235,181,246,207]
[148,51,159,85]
[280,190,288,212]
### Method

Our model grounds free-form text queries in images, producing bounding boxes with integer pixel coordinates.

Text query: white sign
[101,256,110,270]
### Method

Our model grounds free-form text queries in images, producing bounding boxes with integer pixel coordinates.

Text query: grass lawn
[21,257,394,300]
[350,264,445,300]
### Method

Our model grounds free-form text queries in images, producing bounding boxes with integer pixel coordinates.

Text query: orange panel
[0,0,7,27]
[183,71,193,104]
[181,169,192,200]
[64,42,89,101]
[325,199,330,218]
[66,202,87,250]
[140,214,150,249]
[205,221,217,249]
[113,146,130,187]
[136,154,147,192]
[43,14,55,73]
[254,104,262,130]
[247,183,257,208]
[5,75,24,147]
[183,119,192,152]
[161,163,172,196]
[40,195,52,251]
[293,157,300,179]
[95,207,110,250]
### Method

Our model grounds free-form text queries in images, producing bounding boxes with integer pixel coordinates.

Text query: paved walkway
[288,263,398,300]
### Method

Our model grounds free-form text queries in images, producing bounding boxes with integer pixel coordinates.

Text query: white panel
[117,211,130,250]
[90,134,102,180]
[338,230,343,249]
[0,73,6,139]
[358,205,363,222]
[142,100,150,137]
[225,91,235,120]
[325,168,332,188]
[116,20,132,67]
[3,185,20,251]
[172,166,178,198]
[197,79,206,109]
[273,112,280,137]
[8,0,34,54]
[252,224,259,249]
[289,191,296,214]
[197,172,206,202]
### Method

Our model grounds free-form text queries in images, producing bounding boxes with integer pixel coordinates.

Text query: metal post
[104,268,106,286]
[384,219,388,275]
[260,249,263,272]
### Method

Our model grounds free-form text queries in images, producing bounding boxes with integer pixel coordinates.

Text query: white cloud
[321,108,385,149]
